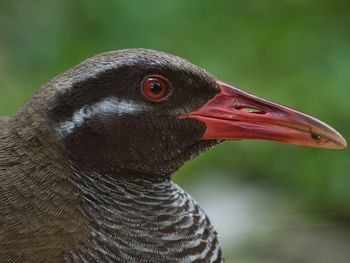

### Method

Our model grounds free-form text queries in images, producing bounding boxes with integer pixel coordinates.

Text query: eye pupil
[149,82,163,94]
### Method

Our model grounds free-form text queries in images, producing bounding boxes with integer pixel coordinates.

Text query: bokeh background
[0,0,349,262]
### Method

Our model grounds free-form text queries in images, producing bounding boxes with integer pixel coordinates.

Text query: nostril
[236,106,266,114]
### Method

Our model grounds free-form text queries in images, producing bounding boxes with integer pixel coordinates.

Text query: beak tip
[337,135,347,149]
[324,131,347,150]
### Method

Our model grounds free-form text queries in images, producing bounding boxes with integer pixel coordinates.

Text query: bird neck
[66,169,223,262]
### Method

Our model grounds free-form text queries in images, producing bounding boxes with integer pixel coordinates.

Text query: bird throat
[65,168,223,262]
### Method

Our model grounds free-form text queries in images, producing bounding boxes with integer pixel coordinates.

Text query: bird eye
[142,75,171,102]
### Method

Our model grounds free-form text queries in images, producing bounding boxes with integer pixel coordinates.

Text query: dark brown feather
[0,49,223,262]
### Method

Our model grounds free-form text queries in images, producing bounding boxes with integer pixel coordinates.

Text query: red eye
[142,75,171,102]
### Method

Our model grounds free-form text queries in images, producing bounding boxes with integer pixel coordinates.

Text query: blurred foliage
[0,0,349,261]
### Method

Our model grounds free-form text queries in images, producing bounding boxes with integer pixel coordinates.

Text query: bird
[0,48,346,263]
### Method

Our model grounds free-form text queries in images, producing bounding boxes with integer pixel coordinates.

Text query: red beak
[180,80,347,149]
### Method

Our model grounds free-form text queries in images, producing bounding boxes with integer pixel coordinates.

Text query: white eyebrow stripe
[55,97,149,137]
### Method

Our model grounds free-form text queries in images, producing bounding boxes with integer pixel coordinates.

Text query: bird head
[40,49,346,177]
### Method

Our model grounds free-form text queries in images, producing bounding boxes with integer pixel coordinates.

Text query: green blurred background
[0,0,349,262]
